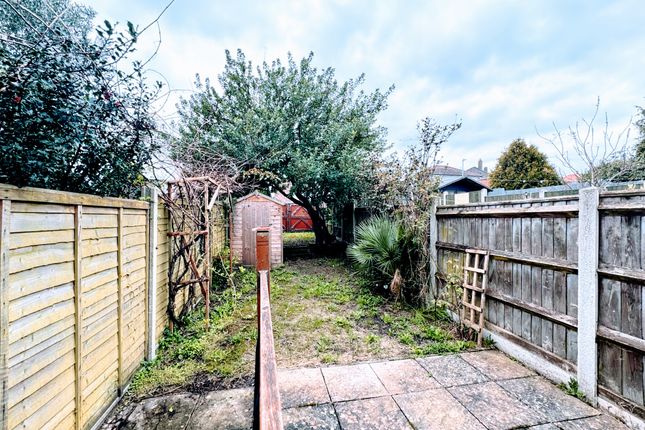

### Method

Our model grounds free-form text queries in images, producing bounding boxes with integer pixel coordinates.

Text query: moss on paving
[129,258,475,399]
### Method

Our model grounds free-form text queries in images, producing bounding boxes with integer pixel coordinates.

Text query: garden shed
[232,191,284,266]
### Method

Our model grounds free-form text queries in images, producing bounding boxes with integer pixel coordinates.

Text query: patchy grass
[283,231,315,247]
[129,258,475,399]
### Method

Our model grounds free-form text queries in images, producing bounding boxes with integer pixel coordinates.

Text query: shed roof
[235,191,285,206]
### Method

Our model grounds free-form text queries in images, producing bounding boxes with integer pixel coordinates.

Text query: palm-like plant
[348,216,406,296]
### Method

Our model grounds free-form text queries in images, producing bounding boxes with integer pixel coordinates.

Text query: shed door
[241,201,270,266]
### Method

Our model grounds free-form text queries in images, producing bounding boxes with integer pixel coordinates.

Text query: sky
[90,0,645,173]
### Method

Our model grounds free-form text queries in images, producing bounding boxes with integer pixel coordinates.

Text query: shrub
[347,216,417,298]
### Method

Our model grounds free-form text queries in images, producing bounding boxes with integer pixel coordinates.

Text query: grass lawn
[129,257,477,399]
[283,231,315,247]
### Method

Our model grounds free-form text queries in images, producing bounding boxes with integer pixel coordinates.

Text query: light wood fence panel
[0,185,159,430]
[6,201,77,430]
[155,204,170,343]
[0,184,250,430]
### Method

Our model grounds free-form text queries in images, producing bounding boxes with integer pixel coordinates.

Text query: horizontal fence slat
[436,242,578,272]
[598,264,645,284]
[0,185,148,210]
[486,290,578,330]
[597,325,645,353]
[438,204,579,217]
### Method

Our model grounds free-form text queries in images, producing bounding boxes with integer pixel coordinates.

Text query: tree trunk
[307,206,336,246]
[288,192,336,246]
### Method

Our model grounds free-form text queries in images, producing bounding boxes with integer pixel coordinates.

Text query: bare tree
[538,98,642,187]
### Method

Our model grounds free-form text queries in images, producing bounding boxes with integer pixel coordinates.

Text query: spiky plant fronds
[348,216,403,280]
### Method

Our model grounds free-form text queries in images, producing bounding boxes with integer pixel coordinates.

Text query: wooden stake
[117,208,124,394]
[0,200,10,430]
[73,205,83,430]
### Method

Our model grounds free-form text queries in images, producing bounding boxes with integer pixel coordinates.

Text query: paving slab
[278,367,331,408]
[370,359,440,395]
[282,404,341,430]
[416,355,487,387]
[460,350,534,380]
[449,381,547,429]
[555,414,630,429]
[525,425,561,430]
[321,363,388,402]
[118,393,199,430]
[394,388,485,430]
[187,387,253,430]
[334,396,412,430]
[498,376,599,422]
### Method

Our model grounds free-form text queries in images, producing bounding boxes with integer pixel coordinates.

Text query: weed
[382,313,394,324]
[421,326,451,342]
[559,378,586,400]
[334,317,352,330]
[357,291,384,311]
[327,303,340,312]
[365,333,382,352]
[365,334,381,345]
[321,353,338,364]
[130,360,203,396]
[413,340,475,356]
[316,335,332,353]
[483,336,496,347]
[397,332,415,345]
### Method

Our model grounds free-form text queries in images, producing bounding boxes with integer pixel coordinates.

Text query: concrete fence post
[428,197,439,306]
[146,187,159,360]
[480,188,488,203]
[577,187,600,405]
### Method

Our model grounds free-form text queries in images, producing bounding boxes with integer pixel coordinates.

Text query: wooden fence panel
[436,197,580,373]
[6,202,77,430]
[79,206,120,428]
[597,194,645,410]
[155,204,170,343]
[0,184,229,430]
[437,191,645,420]
[120,210,147,388]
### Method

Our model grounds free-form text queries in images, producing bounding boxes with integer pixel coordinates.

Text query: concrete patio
[110,350,629,429]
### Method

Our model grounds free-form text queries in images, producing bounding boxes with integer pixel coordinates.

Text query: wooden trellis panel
[461,248,490,346]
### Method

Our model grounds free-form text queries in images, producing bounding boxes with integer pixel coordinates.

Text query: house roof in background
[433,164,488,178]
[563,173,581,184]
[465,167,487,177]
[439,176,492,191]
[432,165,464,176]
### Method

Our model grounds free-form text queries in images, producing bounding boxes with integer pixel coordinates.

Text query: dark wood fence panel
[436,198,580,372]
[597,194,645,410]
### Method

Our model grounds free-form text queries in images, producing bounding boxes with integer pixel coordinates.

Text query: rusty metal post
[255,227,271,272]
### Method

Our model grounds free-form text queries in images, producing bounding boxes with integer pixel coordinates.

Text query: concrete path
[109,350,629,429]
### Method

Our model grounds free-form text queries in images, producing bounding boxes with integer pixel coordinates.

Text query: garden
[128,256,476,400]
